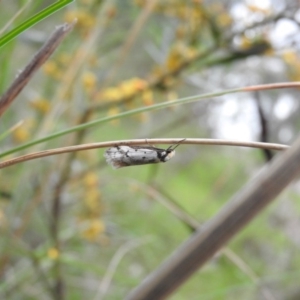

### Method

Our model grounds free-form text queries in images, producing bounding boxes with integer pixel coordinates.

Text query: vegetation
[0,0,300,299]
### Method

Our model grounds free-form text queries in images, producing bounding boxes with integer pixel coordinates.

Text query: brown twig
[124,132,300,300]
[0,138,288,169]
[0,20,76,299]
[255,92,274,162]
[0,21,76,118]
[141,182,276,300]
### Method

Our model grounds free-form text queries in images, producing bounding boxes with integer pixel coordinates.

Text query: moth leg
[145,138,155,148]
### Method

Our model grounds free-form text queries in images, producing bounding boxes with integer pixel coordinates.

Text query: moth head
[162,139,185,162]
[162,149,176,162]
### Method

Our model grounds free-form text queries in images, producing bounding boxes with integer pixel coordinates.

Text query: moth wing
[104,147,131,169]
[125,147,160,164]
[104,146,162,169]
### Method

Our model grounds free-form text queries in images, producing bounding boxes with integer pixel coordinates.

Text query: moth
[104,141,184,169]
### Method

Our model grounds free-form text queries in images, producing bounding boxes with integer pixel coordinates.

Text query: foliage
[0,0,300,299]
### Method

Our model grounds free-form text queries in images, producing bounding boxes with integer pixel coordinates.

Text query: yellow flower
[83,172,99,187]
[166,47,183,71]
[101,87,121,102]
[282,50,298,65]
[43,61,61,79]
[12,119,35,143]
[247,4,270,14]
[141,89,154,106]
[107,107,120,125]
[57,53,72,66]
[119,78,147,98]
[47,248,59,260]
[84,189,101,212]
[239,36,252,50]
[13,127,30,143]
[131,78,147,91]
[30,98,51,114]
[98,78,147,102]
[64,10,96,33]
[82,219,105,241]
[82,71,97,92]
[216,12,232,27]
[119,82,136,98]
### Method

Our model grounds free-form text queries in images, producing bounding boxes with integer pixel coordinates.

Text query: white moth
[104,142,183,169]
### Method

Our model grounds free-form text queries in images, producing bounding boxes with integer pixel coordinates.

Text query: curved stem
[0,138,289,169]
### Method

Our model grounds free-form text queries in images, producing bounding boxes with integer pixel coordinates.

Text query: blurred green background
[1,0,300,299]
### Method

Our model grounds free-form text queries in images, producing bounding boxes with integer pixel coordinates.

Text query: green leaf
[0,0,74,48]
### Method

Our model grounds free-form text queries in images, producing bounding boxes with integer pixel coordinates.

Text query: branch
[0,138,288,169]
[0,21,76,118]
[255,92,274,162]
[124,133,300,300]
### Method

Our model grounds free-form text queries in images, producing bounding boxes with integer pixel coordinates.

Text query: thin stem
[0,0,74,48]
[0,138,289,169]
[0,82,299,159]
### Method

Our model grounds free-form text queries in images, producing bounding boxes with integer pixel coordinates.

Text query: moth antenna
[167,138,186,151]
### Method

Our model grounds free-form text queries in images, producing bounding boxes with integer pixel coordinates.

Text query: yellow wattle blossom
[119,78,147,98]
[166,47,184,71]
[142,89,154,106]
[30,98,51,114]
[84,189,101,212]
[47,248,59,260]
[107,107,120,125]
[130,78,148,91]
[216,11,232,27]
[185,46,198,60]
[83,172,99,187]
[64,10,96,33]
[82,219,105,242]
[12,119,35,143]
[247,4,270,14]
[98,78,147,102]
[101,87,121,102]
[13,127,30,143]
[239,36,253,50]
[282,51,300,81]
[82,71,97,92]
[43,61,61,79]
[166,43,197,71]
[282,50,298,65]
[57,53,72,66]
